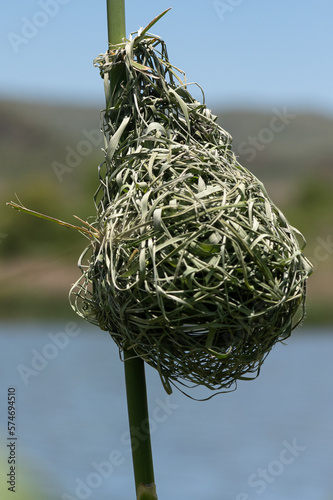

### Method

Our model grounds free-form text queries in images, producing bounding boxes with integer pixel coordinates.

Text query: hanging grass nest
[70,28,312,395]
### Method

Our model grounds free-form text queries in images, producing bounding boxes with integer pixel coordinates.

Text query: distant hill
[218,109,333,178]
[2,99,332,178]
[1,99,332,323]
[0,99,101,184]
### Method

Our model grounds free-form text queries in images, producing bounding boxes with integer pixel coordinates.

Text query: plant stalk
[105,1,157,498]
[105,0,126,107]
[124,350,157,499]
[106,0,126,46]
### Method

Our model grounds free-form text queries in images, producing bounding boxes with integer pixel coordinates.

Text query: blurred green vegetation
[0,445,57,500]
[1,99,332,324]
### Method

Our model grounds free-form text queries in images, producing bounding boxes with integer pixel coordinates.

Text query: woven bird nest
[70,31,312,395]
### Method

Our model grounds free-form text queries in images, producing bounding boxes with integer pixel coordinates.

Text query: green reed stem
[106,0,126,46]
[105,1,157,498]
[124,350,157,499]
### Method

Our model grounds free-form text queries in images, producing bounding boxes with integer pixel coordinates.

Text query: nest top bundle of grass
[70,27,312,395]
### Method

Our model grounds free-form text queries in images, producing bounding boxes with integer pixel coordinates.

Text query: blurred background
[0,0,332,499]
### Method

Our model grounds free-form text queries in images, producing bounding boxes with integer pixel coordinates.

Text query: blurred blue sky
[1,0,332,115]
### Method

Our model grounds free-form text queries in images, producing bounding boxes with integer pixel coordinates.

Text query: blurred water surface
[0,322,332,500]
